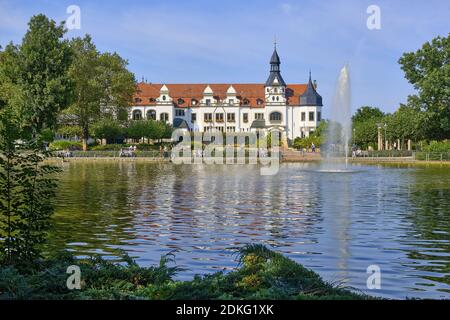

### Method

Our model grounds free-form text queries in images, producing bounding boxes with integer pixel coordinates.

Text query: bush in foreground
[0,245,371,300]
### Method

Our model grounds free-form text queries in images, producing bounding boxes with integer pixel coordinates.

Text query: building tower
[265,43,287,105]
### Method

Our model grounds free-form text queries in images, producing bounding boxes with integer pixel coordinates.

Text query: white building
[130,46,323,144]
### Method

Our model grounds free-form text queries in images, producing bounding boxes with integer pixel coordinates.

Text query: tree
[352,106,384,123]
[0,111,60,265]
[399,34,450,140]
[63,35,135,150]
[385,104,424,144]
[351,106,384,149]
[126,120,147,141]
[11,15,72,136]
[92,118,125,144]
[0,15,68,266]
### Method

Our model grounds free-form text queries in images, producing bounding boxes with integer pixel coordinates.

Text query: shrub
[421,140,450,153]
[0,245,372,300]
[49,140,82,151]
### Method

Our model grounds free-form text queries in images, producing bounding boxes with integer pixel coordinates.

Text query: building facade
[130,47,323,143]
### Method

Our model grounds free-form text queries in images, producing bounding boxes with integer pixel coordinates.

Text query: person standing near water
[312,143,316,153]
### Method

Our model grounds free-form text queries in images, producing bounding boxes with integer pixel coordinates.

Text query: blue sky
[1,0,449,117]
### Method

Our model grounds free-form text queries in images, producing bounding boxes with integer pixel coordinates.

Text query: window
[147,109,156,120]
[192,99,198,106]
[149,98,156,103]
[132,110,142,120]
[191,113,197,123]
[216,113,224,122]
[162,95,166,101]
[255,113,264,120]
[301,112,306,122]
[205,99,211,106]
[270,112,282,122]
[317,111,321,122]
[243,113,248,123]
[229,99,234,105]
[177,98,185,105]
[134,98,141,103]
[309,111,315,122]
[227,113,235,122]
[257,99,263,105]
[160,113,169,122]
[226,127,235,132]
[243,99,249,105]
[175,109,185,117]
[204,113,213,122]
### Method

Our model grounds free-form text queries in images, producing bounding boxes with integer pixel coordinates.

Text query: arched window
[257,99,263,105]
[132,110,142,120]
[160,113,169,122]
[147,109,156,120]
[162,95,166,101]
[270,112,282,122]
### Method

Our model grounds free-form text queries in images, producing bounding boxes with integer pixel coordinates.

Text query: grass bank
[0,245,371,300]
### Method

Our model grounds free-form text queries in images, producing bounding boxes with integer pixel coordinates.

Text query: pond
[47,161,450,299]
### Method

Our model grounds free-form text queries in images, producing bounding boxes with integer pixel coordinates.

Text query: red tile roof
[133,83,307,108]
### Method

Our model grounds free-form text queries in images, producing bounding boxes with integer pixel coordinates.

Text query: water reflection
[47,161,450,299]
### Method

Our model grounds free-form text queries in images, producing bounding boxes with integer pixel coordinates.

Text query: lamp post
[384,123,387,151]
[353,128,356,146]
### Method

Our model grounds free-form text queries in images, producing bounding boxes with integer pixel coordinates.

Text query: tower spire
[265,42,286,87]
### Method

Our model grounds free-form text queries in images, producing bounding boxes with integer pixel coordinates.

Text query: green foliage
[63,35,136,150]
[0,110,60,266]
[398,33,450,140]
[385,104,425,142]
[0,15,70,267]
[421,140,450,153]
[0,15,73,135]
[0,246,370,300]
[293,121,326,150]
[92,118,124,143]
[351,106,384,149]
[48,141,82,151]
[352,106,385,123]
[126,120,173,142]
[56,125,82,138]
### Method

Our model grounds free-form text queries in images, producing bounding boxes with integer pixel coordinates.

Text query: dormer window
[192,99,198,106]
[257,99,263,105]
[229,99,234,105]
[149,98,156,103]
[162,95,166,101]
[243,99,249,105]
[134,97,141,103]
[205,99,211,106]
[177,98,185,105]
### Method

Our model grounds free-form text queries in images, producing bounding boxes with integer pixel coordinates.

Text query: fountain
[319,64,354,173]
